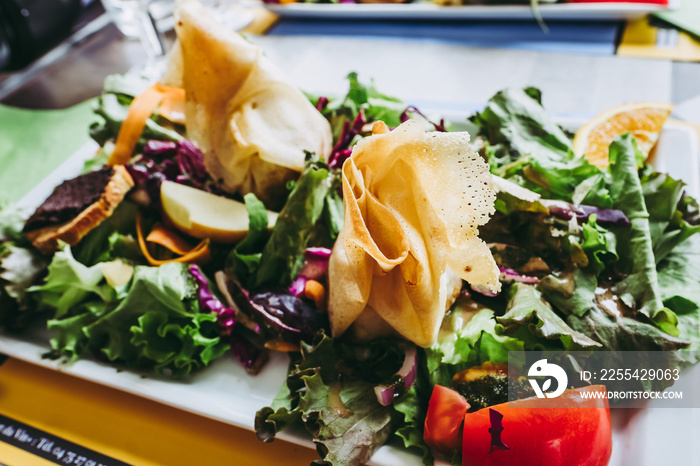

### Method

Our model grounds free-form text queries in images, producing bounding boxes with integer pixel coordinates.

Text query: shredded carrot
[158,87,186,126]
[304,279,327,311]
[136,211,211,266]
[146,224,195,256]
[109,83,166,166]
[108,83,186,166]
[264,340,301,352]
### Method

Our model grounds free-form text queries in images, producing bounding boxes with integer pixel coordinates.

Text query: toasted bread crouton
[25,165,134,254]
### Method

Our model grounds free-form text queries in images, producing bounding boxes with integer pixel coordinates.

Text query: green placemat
[0,100,97,204]
[653,0,700,41]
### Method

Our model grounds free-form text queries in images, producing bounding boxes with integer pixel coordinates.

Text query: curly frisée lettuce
[256,332,417,466]
[29,246,115,319]
[0,205,50,330]
[34,247,228,376]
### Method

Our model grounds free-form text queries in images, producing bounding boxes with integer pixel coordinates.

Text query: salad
[2,1,699,465]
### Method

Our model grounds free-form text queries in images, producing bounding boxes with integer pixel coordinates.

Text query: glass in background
[100,0,170,58]
[100,0,254,60]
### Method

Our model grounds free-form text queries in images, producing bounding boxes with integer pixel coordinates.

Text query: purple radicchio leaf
[288,247,332,297]
[328,109,367,169]
[176,139,208,183]
[316,96,329,112]
[189,264,236,333]
[190,265,268,373]
[224,275,329,345]
[498,266,540,285]
[126,139,224,208]
[400,105,448,132]
[540,200,631,227]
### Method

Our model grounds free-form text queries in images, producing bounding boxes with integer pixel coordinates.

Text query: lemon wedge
[160,180,277,243]
[573,102,673,169]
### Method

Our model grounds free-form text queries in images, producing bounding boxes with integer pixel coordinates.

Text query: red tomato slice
[462,385,612,466]
[424,385,470,453]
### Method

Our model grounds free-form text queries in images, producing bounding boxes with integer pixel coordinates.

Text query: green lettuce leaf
[254,369,303,443]
[496,283,602,350]
[471,87,572,160]
[641,168,700,263]
[550,186,700,368]
[573,173,611,206]
[566,305,689,353]
[316,72,407,137]
[300,373,394,466]
[472,87,610,205]
[252,155,341,289]
[43,260,228,376]
[81,262,227,376]
[392,375,434,465]
[344,72,406,128]
[0,205,50,330]
[48,301,113,357]
[229,181,343,289]
[491,175,548,216]
[425,301,527,388]
[29,245,114,318]
[563,229,696,358]
[309,174,344,249]
[657,234,700,357]
[565,304,691,395]
[255,332,404,466]
[71,200,142,266]
[608,134,679,335]
[539,268,598,318]
[129,310,224,375]
[30,246,121,357]
[506,152,605,204]
[580,215,618,276]
[227,193,271,285]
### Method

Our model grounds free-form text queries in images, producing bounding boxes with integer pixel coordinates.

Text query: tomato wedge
[462,385,611,466]
[424,385,470,453]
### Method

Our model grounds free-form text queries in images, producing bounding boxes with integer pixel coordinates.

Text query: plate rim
[263,0,679,21]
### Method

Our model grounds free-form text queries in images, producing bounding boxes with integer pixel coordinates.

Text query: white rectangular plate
[1,114,699,466]
[264,0,678,22]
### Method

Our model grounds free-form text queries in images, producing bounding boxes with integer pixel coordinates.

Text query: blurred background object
[0,0,83,71]
[100,0,174,57]
[99,0,252,60]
